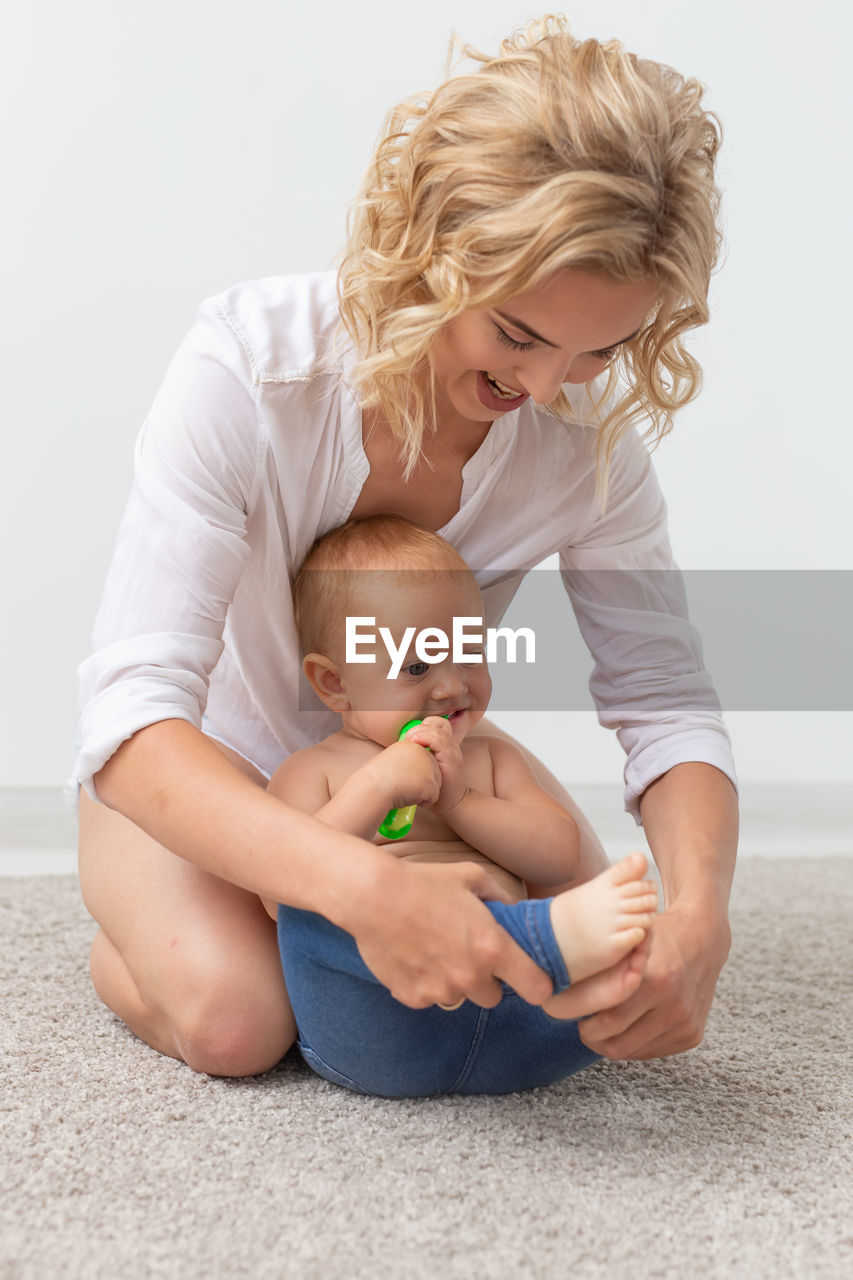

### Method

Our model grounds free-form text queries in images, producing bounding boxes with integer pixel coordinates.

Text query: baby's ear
[302,654,350,712]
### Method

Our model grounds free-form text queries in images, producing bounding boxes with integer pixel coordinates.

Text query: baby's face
[334,570,492,747]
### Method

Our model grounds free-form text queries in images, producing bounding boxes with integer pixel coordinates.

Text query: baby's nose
[431,664,467,699]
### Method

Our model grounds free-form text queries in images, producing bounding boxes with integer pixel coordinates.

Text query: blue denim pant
[277,898,600,1097]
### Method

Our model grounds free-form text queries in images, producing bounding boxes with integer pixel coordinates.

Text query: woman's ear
[302,654,350,712]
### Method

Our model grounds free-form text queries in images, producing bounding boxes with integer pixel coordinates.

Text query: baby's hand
[365,739,442,811]
[403,717,468,813]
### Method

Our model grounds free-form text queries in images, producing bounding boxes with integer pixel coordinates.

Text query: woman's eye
[494,320,620,363]
[403,661,430,677]
[493,324,535,352]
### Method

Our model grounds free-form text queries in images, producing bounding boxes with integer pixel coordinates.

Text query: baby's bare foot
[549,852,657,984]
[542,934,650,1020]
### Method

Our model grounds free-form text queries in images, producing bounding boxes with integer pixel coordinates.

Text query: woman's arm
[94,721,388,917]
[574,761,737,1059]
[549,429,738,1054]
[94,719,554,1011]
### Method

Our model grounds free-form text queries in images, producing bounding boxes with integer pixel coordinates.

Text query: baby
[265,514,657,1010]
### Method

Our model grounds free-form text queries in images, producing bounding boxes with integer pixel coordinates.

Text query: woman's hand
[571,762,735,1060]
[543,902,730,1058]
[346,857,554,1010]
[574,904,730,1059]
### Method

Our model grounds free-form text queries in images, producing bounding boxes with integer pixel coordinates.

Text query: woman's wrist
[664,892,732,955]
[318,840,400,936]
[640,764,738,907]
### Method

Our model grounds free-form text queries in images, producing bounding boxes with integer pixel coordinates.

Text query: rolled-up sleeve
[559,430,737,823]
[75,300,263,801]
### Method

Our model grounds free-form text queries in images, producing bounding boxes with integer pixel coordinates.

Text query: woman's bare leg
[77,740,296,1077]
[473,717,609,889]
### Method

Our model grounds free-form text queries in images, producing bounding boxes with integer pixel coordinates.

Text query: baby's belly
[392,839,525,903]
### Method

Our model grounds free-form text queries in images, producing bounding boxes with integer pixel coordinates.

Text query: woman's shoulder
[199,271,344,385]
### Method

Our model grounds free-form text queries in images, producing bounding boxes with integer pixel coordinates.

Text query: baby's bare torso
[323,731,525,903]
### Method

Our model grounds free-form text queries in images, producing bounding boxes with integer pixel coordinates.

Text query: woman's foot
[549,853,658,985]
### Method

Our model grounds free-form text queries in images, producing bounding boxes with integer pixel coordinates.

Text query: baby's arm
[261,743,441,919]
[409,721,580,884]
[268,742,440,843]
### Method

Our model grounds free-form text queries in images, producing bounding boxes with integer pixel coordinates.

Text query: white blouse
[74,272,736,821]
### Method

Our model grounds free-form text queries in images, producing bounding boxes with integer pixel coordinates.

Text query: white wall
[2,0,851,789]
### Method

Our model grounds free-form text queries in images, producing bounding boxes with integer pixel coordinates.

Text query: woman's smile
[476,371,530,412]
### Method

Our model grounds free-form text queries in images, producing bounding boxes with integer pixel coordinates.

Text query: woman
[76,16,738,1079]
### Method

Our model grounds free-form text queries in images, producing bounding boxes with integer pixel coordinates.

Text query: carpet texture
[2,858,852,1279]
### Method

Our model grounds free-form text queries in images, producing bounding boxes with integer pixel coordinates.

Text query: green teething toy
[378,718,424,840]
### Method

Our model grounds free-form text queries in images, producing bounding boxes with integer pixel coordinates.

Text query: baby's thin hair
[293,515,472,655]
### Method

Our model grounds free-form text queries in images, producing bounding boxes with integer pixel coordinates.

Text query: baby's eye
[493,323,535,352]
[403,661,430,678]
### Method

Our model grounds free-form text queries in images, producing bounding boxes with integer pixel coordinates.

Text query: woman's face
[429,268,660,428]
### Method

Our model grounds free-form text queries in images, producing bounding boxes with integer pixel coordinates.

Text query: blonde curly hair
[336,14,722,492]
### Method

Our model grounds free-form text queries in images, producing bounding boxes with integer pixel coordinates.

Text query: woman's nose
[517,356,574,404]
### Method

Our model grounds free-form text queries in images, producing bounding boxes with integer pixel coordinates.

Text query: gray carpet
[2,859,852,1280]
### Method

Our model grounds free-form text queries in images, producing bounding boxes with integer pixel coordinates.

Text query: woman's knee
[89,923,297,1078]
[136,932,297,1075]
[176,1000,296,1077]
[162,917,297,1074]
[88,927,294,1075]
[78,786,296,1076]
[136,967,295,1077]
